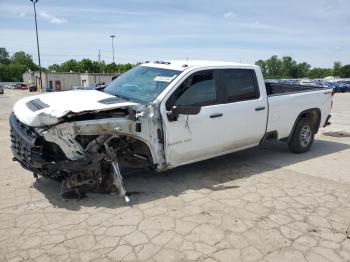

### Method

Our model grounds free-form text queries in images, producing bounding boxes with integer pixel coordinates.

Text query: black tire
[288,118,314,153]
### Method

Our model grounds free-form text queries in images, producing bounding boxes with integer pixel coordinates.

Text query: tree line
[0,48,40,82]
[1,47,350,82]
[48,59,136,75]
[0,47,137,82]
[255,55,350,79]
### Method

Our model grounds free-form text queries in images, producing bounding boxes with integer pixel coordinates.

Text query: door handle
[210,113,223,118]
[255,106,266,111]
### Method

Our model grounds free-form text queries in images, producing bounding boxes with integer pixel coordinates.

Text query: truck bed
[265,82,326,96]
[265,82,333,139]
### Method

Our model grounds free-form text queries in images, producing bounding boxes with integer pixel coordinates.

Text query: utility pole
[110,35,116,63]
[98,50,101,85]
[30,0,43,92]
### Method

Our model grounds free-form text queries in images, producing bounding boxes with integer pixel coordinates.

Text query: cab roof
[141,60,256,72]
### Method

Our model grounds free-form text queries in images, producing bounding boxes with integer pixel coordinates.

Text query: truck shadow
[33,138,350,211]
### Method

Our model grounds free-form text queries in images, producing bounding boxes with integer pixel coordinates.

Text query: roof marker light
[154,61,171,65]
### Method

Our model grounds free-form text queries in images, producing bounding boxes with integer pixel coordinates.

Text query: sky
[0,0,349,68]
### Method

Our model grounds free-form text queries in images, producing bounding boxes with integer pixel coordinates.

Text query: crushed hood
[13,90,139,127]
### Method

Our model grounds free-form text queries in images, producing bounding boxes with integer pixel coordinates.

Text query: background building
[80,73,117,88]
[23,71,117,91]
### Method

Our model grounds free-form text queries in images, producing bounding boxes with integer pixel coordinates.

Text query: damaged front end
[9,106,159,201]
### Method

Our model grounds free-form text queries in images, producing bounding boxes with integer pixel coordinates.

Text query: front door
[161,70,227,167]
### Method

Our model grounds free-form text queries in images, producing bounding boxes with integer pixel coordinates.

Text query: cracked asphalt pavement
[1,90,350,262]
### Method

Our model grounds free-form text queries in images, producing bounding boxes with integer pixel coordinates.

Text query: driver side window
[175,70,216,107]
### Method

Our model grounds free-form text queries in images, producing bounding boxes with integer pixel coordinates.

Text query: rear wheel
[288,118,314,153]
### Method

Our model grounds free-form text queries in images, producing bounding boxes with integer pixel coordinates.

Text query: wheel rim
[300,125,312,147]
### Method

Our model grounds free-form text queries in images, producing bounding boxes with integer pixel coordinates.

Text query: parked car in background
[16,83,28,90]
[88,83,107,91]
[7,84,16,89]
[29,85,37,92]
[335,82,350,93]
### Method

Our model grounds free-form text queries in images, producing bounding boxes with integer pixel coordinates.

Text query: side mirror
[167,105,201,121]
[95,85,106,91]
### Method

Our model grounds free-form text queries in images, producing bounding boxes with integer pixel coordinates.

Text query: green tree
[294,62,311,78]
[61,59,80,72]
[0,50,39,81]
[48,64,61,72]
[281,56,297,78]
[0,63,27,81]
[103,62,118,73]
[46,59,136,74]
[12,51,38,70]
[255,59,267,77]
[333,62,342,76]
[265,55,282,79]
[307,68,332,79]
[79,58,99,72]
[0,47,10,65]
[255,55,310,79]
[117,63,134,73]
[340,65,350,78]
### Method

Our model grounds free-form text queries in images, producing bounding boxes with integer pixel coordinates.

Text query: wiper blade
[115,94,130,101]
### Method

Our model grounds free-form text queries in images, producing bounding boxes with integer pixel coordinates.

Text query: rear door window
[218,69,259,102]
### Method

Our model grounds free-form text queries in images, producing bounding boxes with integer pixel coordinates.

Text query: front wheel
[288,118,314,153]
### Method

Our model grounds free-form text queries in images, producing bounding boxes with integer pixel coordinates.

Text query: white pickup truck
[10,61,333,201]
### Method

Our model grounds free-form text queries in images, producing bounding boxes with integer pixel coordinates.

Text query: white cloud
[11,11,26,17]
[224,11,237,19]
[40,11,67,24]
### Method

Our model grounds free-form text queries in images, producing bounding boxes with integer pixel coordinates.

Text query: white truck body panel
[267,90,332,139]
[14,90,139,127]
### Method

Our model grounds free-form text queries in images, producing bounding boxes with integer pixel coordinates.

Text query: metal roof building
[23,71,117,91]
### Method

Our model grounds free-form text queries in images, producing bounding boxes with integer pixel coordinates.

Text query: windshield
[104,66,181,103]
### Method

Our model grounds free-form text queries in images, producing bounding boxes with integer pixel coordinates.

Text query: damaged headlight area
[9,112,154,201]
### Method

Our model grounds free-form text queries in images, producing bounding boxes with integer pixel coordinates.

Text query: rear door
[215,68,267,148]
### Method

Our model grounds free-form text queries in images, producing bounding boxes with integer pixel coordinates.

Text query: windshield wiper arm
[116,94,130,101]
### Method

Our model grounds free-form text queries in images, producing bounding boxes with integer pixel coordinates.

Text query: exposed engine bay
[10,104,163,202]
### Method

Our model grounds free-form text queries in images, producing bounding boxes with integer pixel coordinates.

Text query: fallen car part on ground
[105,141,130,202]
